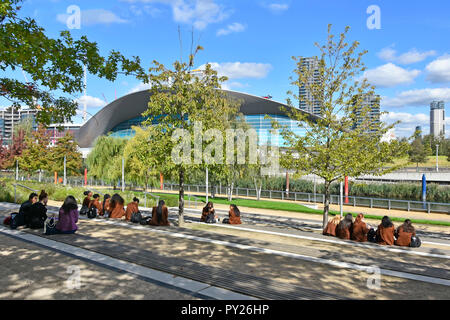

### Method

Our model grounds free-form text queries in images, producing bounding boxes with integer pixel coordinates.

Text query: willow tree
[123,126,166,191]
[86,135,127,189]
[142,47,241,225]
[274,25,408,228]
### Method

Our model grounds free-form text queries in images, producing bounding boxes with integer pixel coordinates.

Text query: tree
[49,132,83,176]
[18,124,51,175]
[142,47,241,225]
[13,116,33,138]
[273,25,408,228]
[123,126,163,190]
[86,135,127,189]
[408,137,428,170]
[0,137,9,169]
[0,0,146,125]
[4,128,26,169]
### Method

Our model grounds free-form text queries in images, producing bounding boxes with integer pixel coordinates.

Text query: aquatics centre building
[75,89,318,150]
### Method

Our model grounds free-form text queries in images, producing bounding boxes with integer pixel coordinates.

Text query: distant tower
[430,101,445,138]
[298,57,323,116]
[352,93,381,133]
[415,126,422,137]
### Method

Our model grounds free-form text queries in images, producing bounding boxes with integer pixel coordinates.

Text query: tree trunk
[179,167,185,227]
[323,180,331,229]
[227,182,234,201]
[254,178,261,201]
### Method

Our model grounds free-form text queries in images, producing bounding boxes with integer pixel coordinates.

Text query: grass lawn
[391,156,450,168]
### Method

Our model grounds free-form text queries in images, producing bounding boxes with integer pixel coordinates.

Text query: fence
[162,183,450,214]
[3,172,448,213]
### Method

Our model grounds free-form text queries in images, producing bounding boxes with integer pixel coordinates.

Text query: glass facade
[109,114,308,147]
[244,114,308,147]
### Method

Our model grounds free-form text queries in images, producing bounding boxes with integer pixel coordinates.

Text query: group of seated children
[82,191,170,226]
[323,213,419,247]
[9,190,78,234]
[201,202,241,225]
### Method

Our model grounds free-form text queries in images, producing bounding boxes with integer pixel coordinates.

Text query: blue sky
[2,0,450,138]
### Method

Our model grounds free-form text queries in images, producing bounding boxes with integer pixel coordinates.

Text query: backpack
[140,216,151,225]
[3,216,12,226]
[44,216,57,235]
[9,212,21,229]
[367,228,377,243]
[410,236,422,248]
[79,205,89,216]
[131,211,142,223]
[205,213,216,224]
[87,207,97,219]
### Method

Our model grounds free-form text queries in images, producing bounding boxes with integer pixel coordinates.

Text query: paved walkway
[2,203,450,300]
[0,233,199,300]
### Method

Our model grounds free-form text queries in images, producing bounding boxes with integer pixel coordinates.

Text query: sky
[2,0,450,138]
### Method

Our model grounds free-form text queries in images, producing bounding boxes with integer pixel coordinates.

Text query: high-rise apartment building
[298,56,323,116]
[0,106,82,145]
[430,101,445,137]
[0,107,38,143]
[352,94,381,133]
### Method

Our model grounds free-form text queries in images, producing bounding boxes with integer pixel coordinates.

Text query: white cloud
[426,54,450,83]
[362,63,420,88]
[217,22,246,36]
[75,95,106,108]
[128,82,152,94]
[381,112,450,138]
[381,88,450,108]
[381,112,429,125]
[198,62,272,79]
[121,0,229,30]
[221,81,248,91]
[57,9,128,26]
[262,3,289,13]
[381,112,430,138]
[377,46,437,65]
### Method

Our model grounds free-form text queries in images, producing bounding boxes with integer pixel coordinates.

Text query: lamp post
[63,156,67,186]
[122,157,125,192]
[205,166,208,203]
[436,144,439,172]
[339,181,343,218]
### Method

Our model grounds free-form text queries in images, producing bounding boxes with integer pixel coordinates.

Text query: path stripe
[185,221,450,259]
[83,218,450,287]
[177,209,450,249]
[0,225,256,300]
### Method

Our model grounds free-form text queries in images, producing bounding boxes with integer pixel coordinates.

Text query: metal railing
[162,183,450,214]
[13,184,39,203]
[5,175,448,214]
